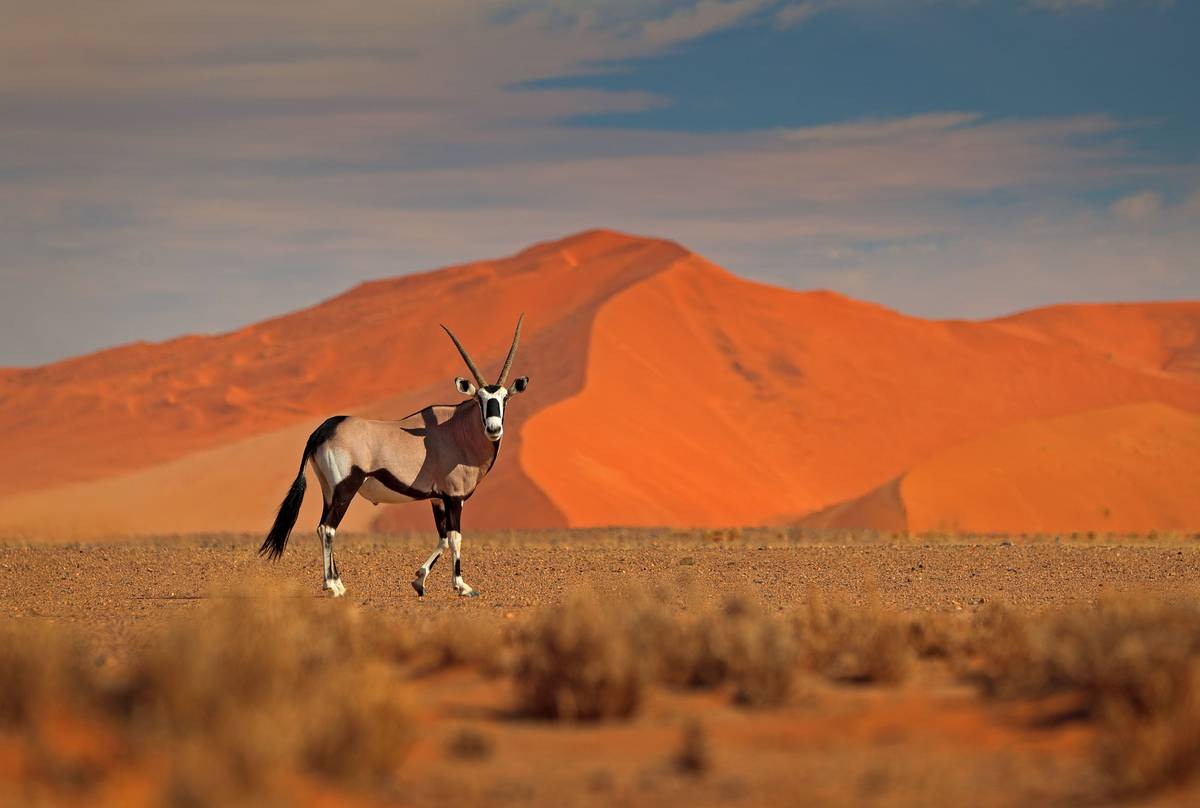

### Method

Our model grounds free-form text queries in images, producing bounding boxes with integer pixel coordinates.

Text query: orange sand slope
[995,302,1200,377]
[0,230,685,536]
[803,403,1200,534]
[0,230,1198,538]
[523,258,1200,527]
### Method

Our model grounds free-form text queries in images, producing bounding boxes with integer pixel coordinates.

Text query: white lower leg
[411,536,448,596]
[449,531,477,596]
[318,525,345,597]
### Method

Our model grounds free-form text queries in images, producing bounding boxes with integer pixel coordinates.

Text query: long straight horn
[496,314,523,386]
[441,325,486,387]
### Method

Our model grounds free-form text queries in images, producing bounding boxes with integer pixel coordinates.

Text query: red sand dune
[995,302,1200,377]
[522,257,1200,527]
[802,403,1200,534]
[0,230,1197,538]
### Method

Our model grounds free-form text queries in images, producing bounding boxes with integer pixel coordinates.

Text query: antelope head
[442,315,529,442]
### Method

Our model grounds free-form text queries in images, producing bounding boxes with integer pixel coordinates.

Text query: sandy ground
[4,530,1198,647]
[3,530,1200,806]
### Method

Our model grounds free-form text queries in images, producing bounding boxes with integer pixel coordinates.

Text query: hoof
[411,579,425,597]
[456,587,480,598]
[324,579,346,598]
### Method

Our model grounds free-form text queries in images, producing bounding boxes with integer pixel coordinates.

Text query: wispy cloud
[641,0,770,43]
[774,0,1174,27]
[1110,190,1164,223]
[775,0,835,27]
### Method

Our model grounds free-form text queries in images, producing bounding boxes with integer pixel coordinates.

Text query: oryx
[258,316,528,598]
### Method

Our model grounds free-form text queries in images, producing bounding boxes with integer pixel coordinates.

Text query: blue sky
[556,2,1198,158]
[1,0,1197,365]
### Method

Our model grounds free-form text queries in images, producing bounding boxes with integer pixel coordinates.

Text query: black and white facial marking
[454,375,528,443]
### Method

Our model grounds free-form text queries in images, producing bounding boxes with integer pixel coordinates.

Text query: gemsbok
[258,317,528,598]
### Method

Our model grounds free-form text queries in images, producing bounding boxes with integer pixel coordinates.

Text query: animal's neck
[453,399,499,463]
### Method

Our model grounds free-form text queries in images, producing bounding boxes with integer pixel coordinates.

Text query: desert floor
[3,529,1200,806]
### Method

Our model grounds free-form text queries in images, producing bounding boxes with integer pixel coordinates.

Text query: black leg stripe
[322,468,364,530]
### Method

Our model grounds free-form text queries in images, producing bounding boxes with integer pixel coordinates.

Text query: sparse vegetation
[795,594,912,684]
[967,599,1200,796]
[674,595,800,706]
[515,591,908,713]
[5,533,1200,804]
[0,592,415,803]
[507,586,1200,797]
[514,591,649,720]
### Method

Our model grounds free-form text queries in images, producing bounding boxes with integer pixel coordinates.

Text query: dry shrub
[904,611,974,660]
[794,595,910,684]
[969,599,1200,796]
[0,623,96,727]
[0,593,415,802]
[1098,671,1200,798]
[675,596,799,707]
[117,596,413,789]
[427,614,508,675]
[514,591,648,720]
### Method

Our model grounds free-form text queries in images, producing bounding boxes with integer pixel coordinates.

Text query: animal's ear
[455,377,477,396]
[510,376,529,395]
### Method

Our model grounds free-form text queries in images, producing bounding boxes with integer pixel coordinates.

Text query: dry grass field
[3,529,1200,806]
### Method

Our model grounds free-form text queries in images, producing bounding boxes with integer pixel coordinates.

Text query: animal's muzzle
[484,399,503,440]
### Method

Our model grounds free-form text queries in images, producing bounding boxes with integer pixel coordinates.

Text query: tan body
[312,403,498,507]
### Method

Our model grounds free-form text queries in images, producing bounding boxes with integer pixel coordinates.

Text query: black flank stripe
[360,467,433,501]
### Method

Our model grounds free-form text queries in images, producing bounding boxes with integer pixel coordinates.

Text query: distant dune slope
[0,230,683,537]
[1,230,1198,538]
[994,302,1200,377]
[0,229,678,495]
[522,255,1200,527]
[802,403,1200,534]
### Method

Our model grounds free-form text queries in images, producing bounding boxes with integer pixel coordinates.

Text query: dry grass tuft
[968,599,1200,796]
[679,596,800,707]
[904,611,974,660]
[514,591,649,721]
[0,624,95,727]
[795,595,911,684]
[116,596,413,789]
[1098,671,1200,798]
[512,591,909,716]
[0,593,415,802]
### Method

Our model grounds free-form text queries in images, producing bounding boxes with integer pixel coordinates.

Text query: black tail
[259,470,305,560]
[259,415,348,561]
